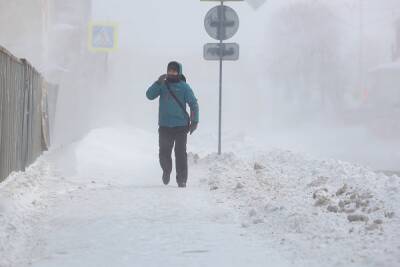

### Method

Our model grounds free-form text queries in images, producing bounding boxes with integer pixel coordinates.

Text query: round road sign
[204,5,239,41]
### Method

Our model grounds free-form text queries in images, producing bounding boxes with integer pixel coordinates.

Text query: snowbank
[74,126,158,183]
[192,150,400,266]
[0,158,52,267]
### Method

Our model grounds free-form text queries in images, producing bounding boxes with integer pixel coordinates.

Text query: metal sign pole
[218,52,223,155]
[202,0,243,155]
[218,0,224,155]
[105,52,109,76]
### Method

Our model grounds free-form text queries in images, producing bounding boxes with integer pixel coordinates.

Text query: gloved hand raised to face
[189,122,198,135]
[157,74,167,85]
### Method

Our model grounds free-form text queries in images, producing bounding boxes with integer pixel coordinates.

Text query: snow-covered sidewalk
[0,126,399,267]
[26,171,283,267]
[0,127,289,267]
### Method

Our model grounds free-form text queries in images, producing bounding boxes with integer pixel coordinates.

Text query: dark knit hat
[167,61,180,74]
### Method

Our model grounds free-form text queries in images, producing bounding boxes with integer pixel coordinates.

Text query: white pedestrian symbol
[92,26,114,48]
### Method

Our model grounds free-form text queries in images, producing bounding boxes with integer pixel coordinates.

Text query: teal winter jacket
[146,65,199,128]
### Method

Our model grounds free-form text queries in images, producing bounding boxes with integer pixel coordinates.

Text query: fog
[92,0,400,171]
[1,0,399,171]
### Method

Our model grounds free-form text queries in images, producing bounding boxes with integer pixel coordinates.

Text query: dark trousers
[158,126,188,185]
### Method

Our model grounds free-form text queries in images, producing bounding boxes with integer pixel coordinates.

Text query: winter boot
[162,172,170,185]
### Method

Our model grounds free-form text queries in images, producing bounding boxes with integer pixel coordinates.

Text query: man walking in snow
[146,61,199,188]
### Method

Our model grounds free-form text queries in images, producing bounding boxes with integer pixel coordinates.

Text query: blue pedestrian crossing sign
[88,22,118,52]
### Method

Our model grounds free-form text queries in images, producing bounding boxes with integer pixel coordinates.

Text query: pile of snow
[191,150,400,266]
[74,126,158,183]
[0,159,52,267]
